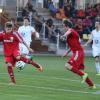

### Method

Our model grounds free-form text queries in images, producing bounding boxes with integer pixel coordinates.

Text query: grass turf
[0,56,100,100]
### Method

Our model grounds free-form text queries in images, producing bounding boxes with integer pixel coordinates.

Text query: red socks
[8,66,16,83]
[71,67,94,86]
[85,77,94,86]
[20,56,41,68]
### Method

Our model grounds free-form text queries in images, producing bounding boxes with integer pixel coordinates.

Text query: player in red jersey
[0,22,43,85]
[61,19,96,89]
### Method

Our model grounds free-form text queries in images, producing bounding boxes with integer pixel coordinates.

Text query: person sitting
[48,1,59,17]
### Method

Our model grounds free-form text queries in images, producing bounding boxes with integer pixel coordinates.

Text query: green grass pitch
[0,56,100,100]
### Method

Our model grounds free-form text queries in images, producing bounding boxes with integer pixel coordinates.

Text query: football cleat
[9,82,16,86]
[37,65,43,72]
[89,84,96,89]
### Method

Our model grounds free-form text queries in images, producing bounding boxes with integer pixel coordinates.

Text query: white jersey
[18,25,35,45]
[91,29,100,57]
[92,29,100,49]
[18,25,35,54]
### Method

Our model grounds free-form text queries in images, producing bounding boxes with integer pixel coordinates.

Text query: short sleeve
[31,27,36,33]
[18,27,21,34]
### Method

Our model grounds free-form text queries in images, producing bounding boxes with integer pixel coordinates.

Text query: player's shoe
[96,73,100,76]
[89,84,96,89]
[81,73,88,83]
[37,65,43,72]
[9,82,16,86]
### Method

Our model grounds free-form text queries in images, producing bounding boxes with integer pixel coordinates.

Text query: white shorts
[92,47,100,57]
[19,43,30,54]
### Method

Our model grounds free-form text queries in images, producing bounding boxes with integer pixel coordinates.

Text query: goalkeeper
[16,17,39,70]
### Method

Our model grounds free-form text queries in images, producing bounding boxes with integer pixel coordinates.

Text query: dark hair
[95,17,100,23]
[63,19,73,28]
[5,22,13,28]
[23,17,30,22]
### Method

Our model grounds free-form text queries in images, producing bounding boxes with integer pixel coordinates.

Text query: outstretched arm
[83,34,93,47]
[22,40,34,53]
[16,32,34,53]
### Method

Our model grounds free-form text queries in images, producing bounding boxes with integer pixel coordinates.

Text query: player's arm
[22,40,34,53]
[83,34,93,47]
[16,32,34,53]
[32,27,39,39]
[64,29,72,36]
[60,29,72,41]
[63,49,71,57]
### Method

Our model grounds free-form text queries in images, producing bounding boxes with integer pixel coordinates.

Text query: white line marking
[0,82,95,94]
[0,73,100,94]
[0,73,100,87]
[0,92,32,97]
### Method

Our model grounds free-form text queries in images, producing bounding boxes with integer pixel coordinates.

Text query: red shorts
[68,49,85,70]
[5,49,21,66]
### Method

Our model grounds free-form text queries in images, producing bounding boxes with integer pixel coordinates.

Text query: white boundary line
[0,82,95,94]
[0,92,32,97]
[0,73,100,94]
[0,73,100,87]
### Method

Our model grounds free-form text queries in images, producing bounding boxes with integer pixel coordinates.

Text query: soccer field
[0,56,100,100]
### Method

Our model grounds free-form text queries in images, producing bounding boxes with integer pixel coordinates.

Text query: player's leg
[65,50,88,83]
[85,77,96,89]
[16,55,43,72]
[79,51,96,88]
[65,62,85,77]
[5,57,16,84]
[95,56,100,75]
[16,44,33,70]
[65,51,85,76]
[93,48,100,75]
[16,44,28,67]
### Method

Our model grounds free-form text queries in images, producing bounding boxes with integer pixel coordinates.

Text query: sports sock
[71,67,84,76]
[85,77,94,86]
[95,62,100,73]
[20,56,40,68]
[8,66,16,83]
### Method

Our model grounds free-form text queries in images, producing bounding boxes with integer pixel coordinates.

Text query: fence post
[56,33,59,50]
[29,12,32,26]
[43,22,46,40]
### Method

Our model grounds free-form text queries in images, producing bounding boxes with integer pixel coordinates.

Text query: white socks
[95,62,100,73]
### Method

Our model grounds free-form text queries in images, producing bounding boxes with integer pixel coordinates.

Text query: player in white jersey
[83,21,100,75]
[16,17,39,70]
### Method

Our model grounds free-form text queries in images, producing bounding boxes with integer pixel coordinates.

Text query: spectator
[22,7,29,17]
[48,0,59,17]
[74,18,83,38]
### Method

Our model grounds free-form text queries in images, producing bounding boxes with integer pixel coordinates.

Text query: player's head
[5,22,13,33]
[95,18,100,29]
[63,19,73,30]
[23,17,30,26]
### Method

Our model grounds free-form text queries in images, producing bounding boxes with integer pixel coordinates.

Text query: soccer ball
[16,61,26,70]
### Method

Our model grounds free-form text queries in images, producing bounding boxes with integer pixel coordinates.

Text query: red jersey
[0,31,23,56]
[66,29,82,51]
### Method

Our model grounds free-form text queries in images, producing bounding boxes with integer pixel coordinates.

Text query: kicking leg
[16,56,43,72]
[65,63,88,83]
